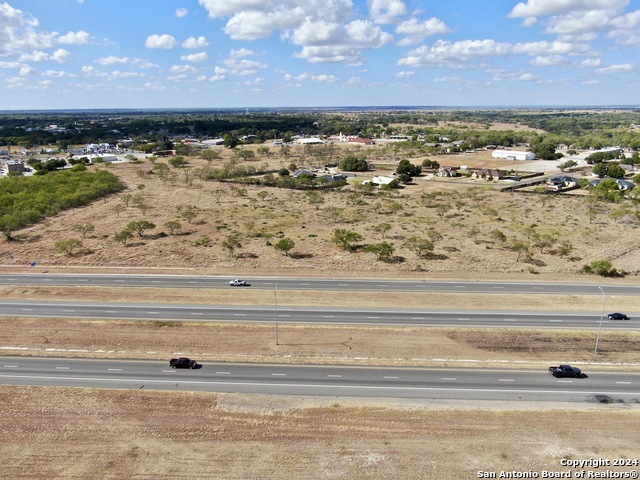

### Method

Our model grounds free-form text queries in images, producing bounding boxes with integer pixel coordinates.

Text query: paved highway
[1,273,639,295]
[1,357,638,402]
[0,299,638,329]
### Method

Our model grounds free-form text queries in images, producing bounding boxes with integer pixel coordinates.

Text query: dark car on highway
[607,312,630,320]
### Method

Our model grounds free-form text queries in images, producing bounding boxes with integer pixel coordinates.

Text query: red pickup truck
[169,357,199,369]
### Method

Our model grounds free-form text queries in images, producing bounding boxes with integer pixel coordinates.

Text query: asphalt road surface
[0,299,637,330]
[1,273,639,295]
[1,357,638,402]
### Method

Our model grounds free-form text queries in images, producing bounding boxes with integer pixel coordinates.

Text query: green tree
[305,190,325,210]
[558,160,577,172]
[164,220,181,235]
[373,222,392,239]
[222,234,241,258]
[275,237,295,256]
[235,150,255,161]
[55,238,82,256]
[403,236,434,258]
[168,156,188,168]
[181,208,197,224]
[396,159,421,176]
[558,241,573,258]
[114,229,134,245]
[489,229,507,246]
[201,150,220,163]
[72,223,95,238]
[582,260,619,277]
[332,228,362,251]
[531,143,557,160]
[339,155,368,172]
[120,193,132,207]
[532,232,556,254]
[365,241,394,261]
[591,178,624,203]
[511,240,529,262]
[0,214,23,241]
[224,134,239,149]
[422,158,440,169]
[127,220,156,237]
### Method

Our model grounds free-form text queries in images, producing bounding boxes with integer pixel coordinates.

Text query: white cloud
[180,52,209,62]
[398,39,511,68]
[222,58,266,75]
[57,30,90,44]
[396,17,451,46]
[132,59,157,69]
[43,70,76,77]
[170,65,197,74]
[223,9,302,40]
[294,45,361,64]
[580,58,602,67]
[242,77,264,85]
[368,0,406,25]
[346,76,370,87]
[311,74,338,82]
[145,34,176,49]
[19,65,37,76]
[490,69,537,82]
[198,0,392,64]
[183,36,209,48]
[432,76,473,84]
[282,72,310,82]
[0,61,21,68]
[51,48,71,63]
[230,48,256,58]
[175,8,188,18]
[108,71,144,79]
[512,40,589,55]
[394,70,415,78]
[18,48,70,63]
[0,4,55,55]
[19,51,49,62]
[595,63,634,74]
[292,19,392,63]
[212,49,267,76]
[81,66,107,77]
[529,55,567,66]
[508,0,636,45]
[97,56,130,65]
[508,0,627,19]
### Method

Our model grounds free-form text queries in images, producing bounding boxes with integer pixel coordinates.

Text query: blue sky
[0,0,639,109]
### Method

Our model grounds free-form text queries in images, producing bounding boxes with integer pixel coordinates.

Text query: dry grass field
[2,143,640,276]
[2,140,640,479]
[2,386,639,480]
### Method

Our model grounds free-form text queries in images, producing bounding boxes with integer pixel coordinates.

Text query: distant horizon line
[1,105,639,115]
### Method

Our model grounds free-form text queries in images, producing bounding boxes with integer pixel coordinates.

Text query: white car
[229,279,250,287]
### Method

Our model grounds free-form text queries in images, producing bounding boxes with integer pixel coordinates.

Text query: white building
[82,154,118,164]
[491,149,536,161]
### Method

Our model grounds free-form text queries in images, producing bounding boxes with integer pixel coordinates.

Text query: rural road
[1,273,639,295]
[1,357,638,402]
[0,299,638,329]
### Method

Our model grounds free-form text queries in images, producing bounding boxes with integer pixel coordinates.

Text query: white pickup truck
[229,279,250,287]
